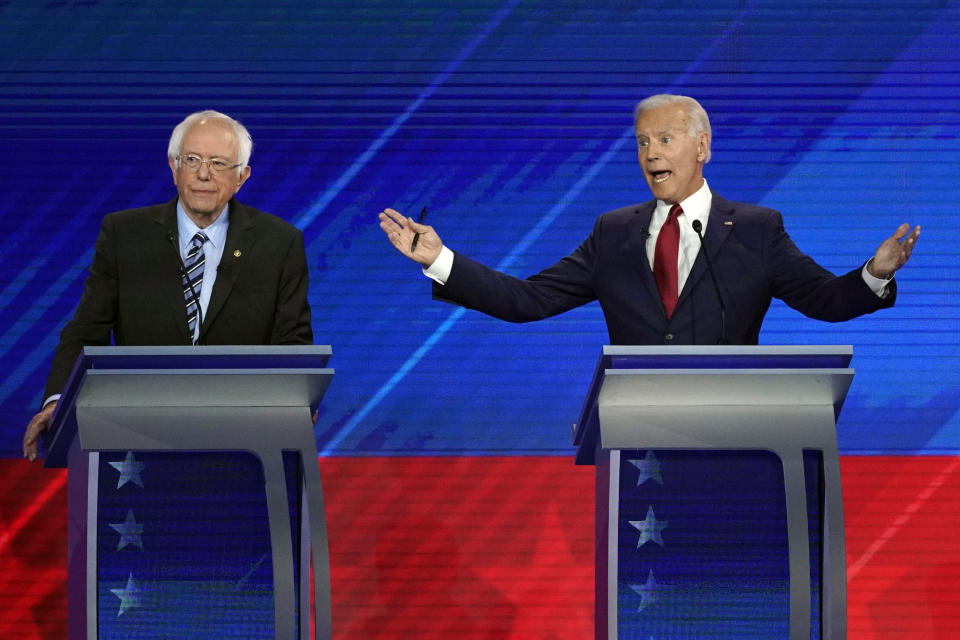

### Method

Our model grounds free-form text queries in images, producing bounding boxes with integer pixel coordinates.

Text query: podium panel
[93,451,291,638]
[44,346,334,640]
[574,346,852,640]
[611,449,793,637]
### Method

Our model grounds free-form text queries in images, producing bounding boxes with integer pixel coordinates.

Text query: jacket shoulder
[230,201,302,237]
[710,193,781,221]
[595,201,654,225]
[102,201,171,221]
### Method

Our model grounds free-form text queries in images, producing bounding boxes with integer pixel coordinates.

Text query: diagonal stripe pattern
[181,232,207,341]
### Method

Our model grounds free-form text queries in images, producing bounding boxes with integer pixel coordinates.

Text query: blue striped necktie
[182,231,207,342]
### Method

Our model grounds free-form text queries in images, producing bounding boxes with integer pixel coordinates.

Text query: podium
[573,346,853,640]
[43,346,334,640]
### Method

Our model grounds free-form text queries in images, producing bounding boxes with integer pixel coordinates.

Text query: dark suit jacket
[44,198,312,398]
[433,193,895,345]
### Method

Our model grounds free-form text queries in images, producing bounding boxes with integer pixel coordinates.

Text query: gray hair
[633,94,712,163]
[167,110,253,172]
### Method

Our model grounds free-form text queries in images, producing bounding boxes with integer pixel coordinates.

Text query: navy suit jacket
[44,197,312,398]
[433,193,895,345]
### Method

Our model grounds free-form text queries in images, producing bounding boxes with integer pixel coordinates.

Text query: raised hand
[378,207,443,267]
[868,223,921,278]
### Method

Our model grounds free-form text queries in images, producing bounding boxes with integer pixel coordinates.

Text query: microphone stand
[691,220,728,345]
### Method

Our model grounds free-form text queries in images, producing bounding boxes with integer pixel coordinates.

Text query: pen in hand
[410,206,427,252]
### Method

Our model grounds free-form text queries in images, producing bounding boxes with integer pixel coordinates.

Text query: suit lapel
[202,199,257,333]
[151,199,193,344]
[619,201,660,294]
[679,193,735,303]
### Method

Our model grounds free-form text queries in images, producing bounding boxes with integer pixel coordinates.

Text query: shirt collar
[176,201,229,251]
[654,179,712,226]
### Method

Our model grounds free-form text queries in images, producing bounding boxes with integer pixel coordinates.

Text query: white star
[109,510,144,550]
[108,451,145,489]
[629,451,663,485]
[629,505,668,547]
[630,570,658,612]
[110,572,142,617]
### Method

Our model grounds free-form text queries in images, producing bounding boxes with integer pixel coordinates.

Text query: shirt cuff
[423,245,454,285]
[862,261,893,298]
[42,394,61,409]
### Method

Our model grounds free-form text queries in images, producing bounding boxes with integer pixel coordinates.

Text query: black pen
[410,206,427,252]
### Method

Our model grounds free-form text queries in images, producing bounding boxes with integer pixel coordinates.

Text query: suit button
[665,333,675,341]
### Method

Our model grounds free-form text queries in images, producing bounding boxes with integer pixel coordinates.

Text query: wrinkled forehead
[634,104,690,136]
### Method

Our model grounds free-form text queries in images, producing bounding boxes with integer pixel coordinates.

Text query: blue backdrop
[1,0,958,458]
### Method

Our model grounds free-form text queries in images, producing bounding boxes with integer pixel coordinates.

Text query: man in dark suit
[22,110,312,461]
[378,94,919,343]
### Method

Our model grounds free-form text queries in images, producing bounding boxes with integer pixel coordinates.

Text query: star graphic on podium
[629,506,667,547]
[630,570,658,612]
[109,509,144,550]
[629,451,663,486]
[108,451,145,489]
[110,572,142,616]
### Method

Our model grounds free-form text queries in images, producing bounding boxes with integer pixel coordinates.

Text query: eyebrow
[183,151,232,159]
[636,128,679,138]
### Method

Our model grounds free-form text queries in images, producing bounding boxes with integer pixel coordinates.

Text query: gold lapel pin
[234,249,242,257]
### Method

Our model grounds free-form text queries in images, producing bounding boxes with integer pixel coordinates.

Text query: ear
[696,132,710,162]
[168,156,178,184]
[234,165,252,193]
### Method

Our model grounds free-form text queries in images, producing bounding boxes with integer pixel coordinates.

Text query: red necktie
[654,204,682,319]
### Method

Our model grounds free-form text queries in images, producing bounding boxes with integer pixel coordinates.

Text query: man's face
[169,119,251,224]
[634,103,709,204]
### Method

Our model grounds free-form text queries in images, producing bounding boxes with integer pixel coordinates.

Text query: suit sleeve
[431,219,601,322]
[764,211,895,321]
[270,228,313,344]
[43,216,119,399]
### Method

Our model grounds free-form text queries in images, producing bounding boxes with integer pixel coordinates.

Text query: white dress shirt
[646,179,713,294]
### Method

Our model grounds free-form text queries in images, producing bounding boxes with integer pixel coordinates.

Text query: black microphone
[167,231,203,344]
[691,219,728,345]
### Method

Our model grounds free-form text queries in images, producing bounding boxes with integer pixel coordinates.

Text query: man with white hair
[23,110,312,461]
[379,94,919,346]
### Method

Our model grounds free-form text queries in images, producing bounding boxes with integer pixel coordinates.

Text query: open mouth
[650,170,671,184]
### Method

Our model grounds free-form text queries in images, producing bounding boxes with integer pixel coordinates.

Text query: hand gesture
[868,223,921,278]
[379,208,443,267]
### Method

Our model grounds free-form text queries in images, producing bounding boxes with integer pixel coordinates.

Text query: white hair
[633,94,712,163]
[167,110,253,173]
